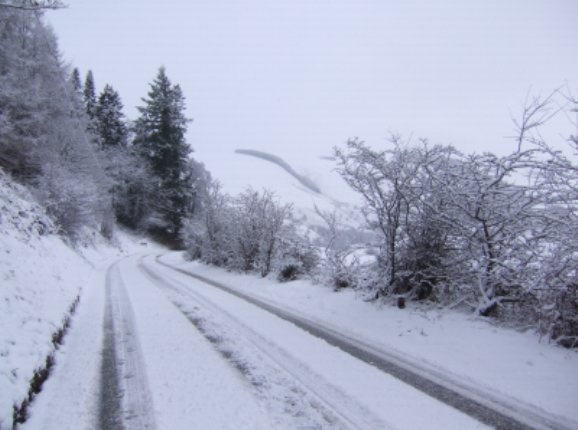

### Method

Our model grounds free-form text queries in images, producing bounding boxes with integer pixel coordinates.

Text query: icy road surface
[21,253,576,430]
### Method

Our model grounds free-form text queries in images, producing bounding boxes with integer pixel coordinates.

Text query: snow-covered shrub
[182,181,233,267]
[187,187,294,276]
[333,91,578,345]
[34,167,102,238]
[275,236,320,282]
[335,139,460,299]
[183,185,318,280]
[537,244,578,347]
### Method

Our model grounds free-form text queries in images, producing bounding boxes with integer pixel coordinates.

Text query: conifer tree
[96,84,127,148]
[83,70,96,120]
[70,68,81,93]
[133,66,194,244]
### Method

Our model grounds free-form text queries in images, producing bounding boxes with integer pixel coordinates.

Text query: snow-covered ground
[18,248,576,429]
[0,172,90,428]
[0,171,154,429]
[161,252,578,428]
[19,253,488,429]
[2,163,578,429]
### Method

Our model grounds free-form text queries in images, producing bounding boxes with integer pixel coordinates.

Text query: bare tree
[230,189,292,276]
[335,138,459,299]
[182,180,232,266]
[334,91,577,346]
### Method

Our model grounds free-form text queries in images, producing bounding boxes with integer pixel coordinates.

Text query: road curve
[155,256,574,430]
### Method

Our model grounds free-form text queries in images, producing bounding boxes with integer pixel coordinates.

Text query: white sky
[48,0,578,166]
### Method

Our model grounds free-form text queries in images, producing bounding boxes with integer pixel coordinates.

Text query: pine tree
[83,70,96,121]
[133,66,194,244]
[70,68,82,93]
[95,84,127,148]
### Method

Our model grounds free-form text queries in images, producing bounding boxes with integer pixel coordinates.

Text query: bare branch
[511,88,567,152]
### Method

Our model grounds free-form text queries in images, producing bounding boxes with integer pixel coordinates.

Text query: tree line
[0,5,207,246]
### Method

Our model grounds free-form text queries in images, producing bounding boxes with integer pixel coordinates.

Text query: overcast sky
[48,0,578,168]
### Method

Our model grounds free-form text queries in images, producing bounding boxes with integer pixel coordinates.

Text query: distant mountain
[235,149,322,194]
[194,147,363,230]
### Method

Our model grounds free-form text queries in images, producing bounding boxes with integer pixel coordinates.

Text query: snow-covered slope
[0,172,89,426]
[0,172,140,428]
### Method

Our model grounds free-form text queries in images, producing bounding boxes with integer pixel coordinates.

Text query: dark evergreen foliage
[133,67,195,245]
[70,67,82,92]
[96,84,128,148]
[83,70,97,121]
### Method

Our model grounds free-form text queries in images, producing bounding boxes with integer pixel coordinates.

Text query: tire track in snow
[100,269,124,430]
[138,259,390,430]
[102,263,156,430]
[154,257,576,430]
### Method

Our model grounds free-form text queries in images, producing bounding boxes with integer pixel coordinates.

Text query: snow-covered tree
[335,92,578,346]
[229,189,292,276]
[0,7,112,238]
[335,138,456,297]
[183,180,233,265]
[70,67,82,92]
[512,92,578,346]
[95,84,128,148]
[133,67,194,244]
[183,185,301,278]
[83,70,97,121]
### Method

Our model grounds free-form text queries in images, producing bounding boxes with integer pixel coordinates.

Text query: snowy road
[21,253,576,430]
[133,254,487,429]
[152,256,573,430]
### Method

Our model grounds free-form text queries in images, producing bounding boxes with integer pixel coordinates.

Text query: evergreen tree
[83,70,97,121]
[133,66,194,244]
[70,68,82,93]
[95,84,127,148]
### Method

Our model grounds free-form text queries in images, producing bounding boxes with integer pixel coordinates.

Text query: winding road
[18,251,577,430]
[79,253,576,430]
